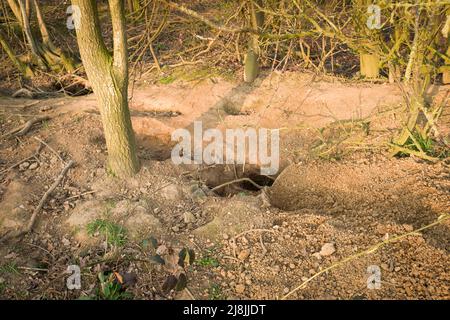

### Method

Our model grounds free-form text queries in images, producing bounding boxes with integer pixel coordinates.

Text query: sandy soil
[0,71,449,300]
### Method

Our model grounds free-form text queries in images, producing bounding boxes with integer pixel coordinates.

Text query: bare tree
[71,0,140,177]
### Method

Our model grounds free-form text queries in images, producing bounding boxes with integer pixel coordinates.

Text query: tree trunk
[244,0,263,83]
[443,9,450,84]
[360,53,379,79]
[444,45,450,84]
[4,0,78,74]
[127,0,140,13]
[72,0,140,177]
[0,28,34,77]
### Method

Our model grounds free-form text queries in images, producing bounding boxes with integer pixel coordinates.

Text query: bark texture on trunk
[244,0,264,83]
[360,53,380,79]
[72,0,140,177]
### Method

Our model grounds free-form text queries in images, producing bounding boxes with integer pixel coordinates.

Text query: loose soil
[0,71,449,300]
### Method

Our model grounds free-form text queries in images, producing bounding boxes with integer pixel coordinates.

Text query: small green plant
[80,272,132,300]
[97,272,132,300]
[197,256,219,268]
[41,120,50,130]
[158,74,176,84]
[0,262,19,275]
[87,219,127,246]
[209,283,224,300]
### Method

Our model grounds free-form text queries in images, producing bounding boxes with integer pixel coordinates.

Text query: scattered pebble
[19,162,30,170]
[238,249,250,261]
[235,284,245,294]
[183,212,196,224]
[319,243,336,256]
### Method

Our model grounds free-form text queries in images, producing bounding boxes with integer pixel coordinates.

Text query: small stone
[160,184,184,201]
[62,238,70,246]
[238,249,250,261]
[223,234,229,240]
[153,207,160,214]
[156,244,168,255]
[172,226,180,232]
[283,287,290,294]
[28,162,39,170]
[312,252,322,260]
[19,162,30,170]
[235,284,245,294]
[39,105,51,112]
[319,243,336,256]
[183,212,196,224]
[289,263,296,269]
[63,202,71,211]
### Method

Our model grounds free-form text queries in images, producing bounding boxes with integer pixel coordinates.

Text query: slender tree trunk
[360,53,380,78]
[443,9,450,84]
[0,28,34,77]
[443,45,450,84]
[127,0,140,13]
[4,0,78,74]
[244,0,263,83]
[72,0,140,177]
[6,0,23,25]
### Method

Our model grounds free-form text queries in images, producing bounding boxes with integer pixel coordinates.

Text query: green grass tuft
[87,219,127,246]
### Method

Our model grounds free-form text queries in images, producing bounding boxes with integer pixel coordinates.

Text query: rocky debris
[238,249,250,261]
[28,162,39,170]
[319,243,336,256]
[183,212,196,224]
[159,183,184,201]
[19,162,30,171]
[235,284,245,294]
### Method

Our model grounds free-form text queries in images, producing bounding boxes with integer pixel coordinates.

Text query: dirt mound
[268,159,450,249]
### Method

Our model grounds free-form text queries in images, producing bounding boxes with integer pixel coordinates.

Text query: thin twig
[33,136,64,163]
[0,160,75,242]
[281,213,450,300]
[210,178,263,192]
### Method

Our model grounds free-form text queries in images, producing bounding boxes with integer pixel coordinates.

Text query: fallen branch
[281,213,450,300]
[0,160,75,242]
[65,190,96,201]
[12,88,34,98]
[1,115,50,139]
[33,136,64,163]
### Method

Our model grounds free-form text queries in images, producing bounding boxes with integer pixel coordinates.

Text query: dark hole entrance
[239,174,274,191]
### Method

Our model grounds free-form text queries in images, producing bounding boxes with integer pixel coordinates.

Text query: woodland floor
[0,69,449,300]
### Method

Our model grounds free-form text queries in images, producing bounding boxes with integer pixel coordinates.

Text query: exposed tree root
[0,160,75,243]
[1,115,50,139]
